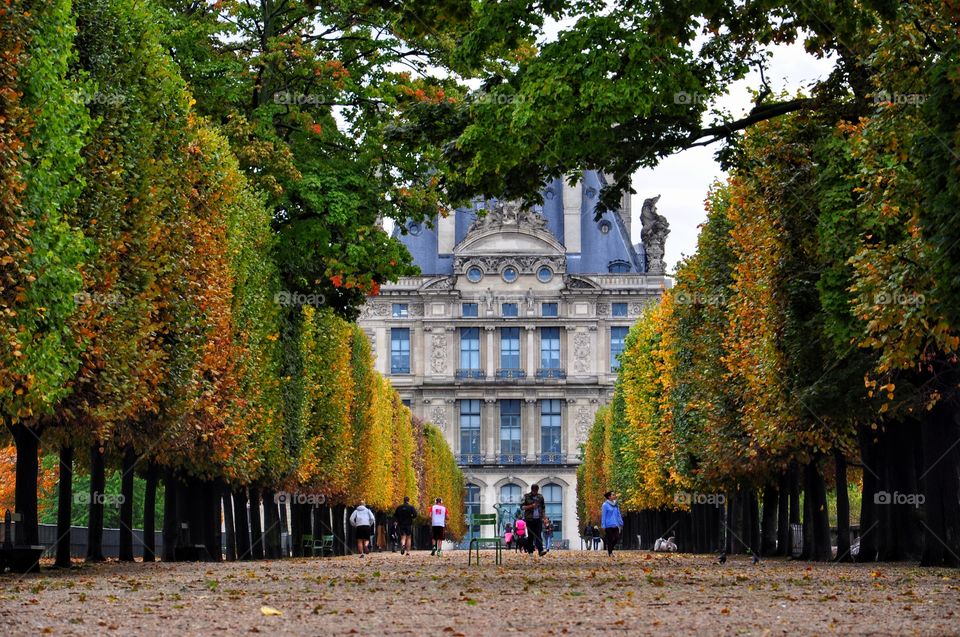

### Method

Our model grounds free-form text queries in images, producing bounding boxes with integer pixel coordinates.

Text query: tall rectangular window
[460,399,481,454]
[392,303,409,318]
[612,302,628,317]
[462,302,478,317]
[540,327,561,369]
[502,302,518,317]
[460,327,481,370]
[540,399,562,453]
[610,326,629,371]
[542,302,558,317]
[500,327,521,369]
[500,400,521,455]
[390,328,410,374]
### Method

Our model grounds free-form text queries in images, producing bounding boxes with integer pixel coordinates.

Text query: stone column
[485,326,496,378]
[483,397,497,463]
[525,326,536,378]
[524,397,538,462]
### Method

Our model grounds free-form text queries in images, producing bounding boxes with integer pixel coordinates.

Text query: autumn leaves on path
[2,552,959,636]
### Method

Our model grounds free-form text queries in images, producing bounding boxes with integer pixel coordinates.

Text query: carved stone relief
[454,254,566,275]
[575,406,591,444]
[596,303,610,316]
[573,332,592,374]
[430,333,448,374]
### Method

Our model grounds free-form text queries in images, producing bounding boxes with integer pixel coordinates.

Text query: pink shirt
[515,519,527,536]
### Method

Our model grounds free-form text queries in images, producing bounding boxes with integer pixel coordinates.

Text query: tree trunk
[290,501,302,558]
[86,442,106,562]
[233,488,252,560]
[858,426,880,562]
[804,460,832,561]
[143,463,158,562]
[262,490,281,559]
[919,396,960,566]
[55,445,74,568]
[223,484,237,561]
[788,464,801,557]
[760,482,778,556]
[7,422,40,546]
[249,488,265,560]
[118,445,136,561]
[776,472,789,556]
[834,450,853,562]
[162,469,178,561]
[204,479,221,562]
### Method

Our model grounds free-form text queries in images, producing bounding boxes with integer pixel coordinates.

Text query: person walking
[601,491,624,556]
[393,496,417,555]
[504,524,513,551]
[429,497,448,556]
[349,501,376,557]
[520,484,548,556]
[592,523,602,550]
[543,518,554,551]
[583,523,593,550]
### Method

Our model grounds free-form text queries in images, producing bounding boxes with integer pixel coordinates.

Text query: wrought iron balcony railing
[456,453,484,465]
[496,368,526,379]
[537,452,567,464]
[535,368,567,380]
[497,453,525,465]
[455,369,486,380]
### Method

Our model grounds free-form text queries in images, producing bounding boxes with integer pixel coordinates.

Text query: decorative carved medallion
[596,303,610,316]
[430,333,448,374]
[573,332,591,373]
[431,406,448,433]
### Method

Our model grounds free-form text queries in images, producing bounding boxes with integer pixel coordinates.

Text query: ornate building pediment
[456,200,564,258]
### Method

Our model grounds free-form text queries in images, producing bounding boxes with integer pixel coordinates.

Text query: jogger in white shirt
[429,497,448,555]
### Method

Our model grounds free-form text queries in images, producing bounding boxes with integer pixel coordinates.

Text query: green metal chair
[301,534,315,556]
[468,513,503,566]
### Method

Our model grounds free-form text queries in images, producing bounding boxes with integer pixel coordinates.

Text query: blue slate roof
[394,170,645,275]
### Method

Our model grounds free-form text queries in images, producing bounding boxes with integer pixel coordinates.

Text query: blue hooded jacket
[601,499,624,529]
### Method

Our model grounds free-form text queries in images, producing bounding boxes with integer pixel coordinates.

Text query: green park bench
[302,534,334,557]
[467,513,502,566]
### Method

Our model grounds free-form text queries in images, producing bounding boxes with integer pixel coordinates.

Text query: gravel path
[1,551,958,636]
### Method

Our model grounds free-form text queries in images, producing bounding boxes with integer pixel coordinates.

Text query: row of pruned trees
[578,8,960,565]
[1,0,462,566]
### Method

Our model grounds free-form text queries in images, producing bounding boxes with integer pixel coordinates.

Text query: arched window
[542,483,563,536]
[608,260,631,273]
[465,484,482,541]
[500,483,523,525]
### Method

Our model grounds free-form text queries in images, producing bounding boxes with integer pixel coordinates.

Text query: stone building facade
[358,171,670,547]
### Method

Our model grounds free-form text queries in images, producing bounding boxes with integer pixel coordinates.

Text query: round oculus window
[502,266,519,283]
[466,266,483,283]
[408,222,422,236]
[537,266,553,283]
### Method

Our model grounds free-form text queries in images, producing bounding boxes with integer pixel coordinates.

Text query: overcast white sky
[627,44,835,273]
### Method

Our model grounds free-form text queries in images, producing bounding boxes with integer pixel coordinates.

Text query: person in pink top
[514,518,527,552]
[504,525,514,550]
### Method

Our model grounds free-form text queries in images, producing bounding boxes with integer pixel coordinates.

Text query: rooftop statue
[640,195,669,275]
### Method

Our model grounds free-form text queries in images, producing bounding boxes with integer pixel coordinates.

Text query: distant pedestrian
[601,491,624,556]
[389,520,399,552]
[521,484,548,556]
[543,518,554,551]
[393,496,417,555]
[583,523,593,550]
[592,524,602,550]
[429,497,448,556]
[504,525,513,551]
[349,501,376,557]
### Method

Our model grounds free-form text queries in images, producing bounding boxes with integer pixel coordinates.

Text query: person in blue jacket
[601,491,624,556]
